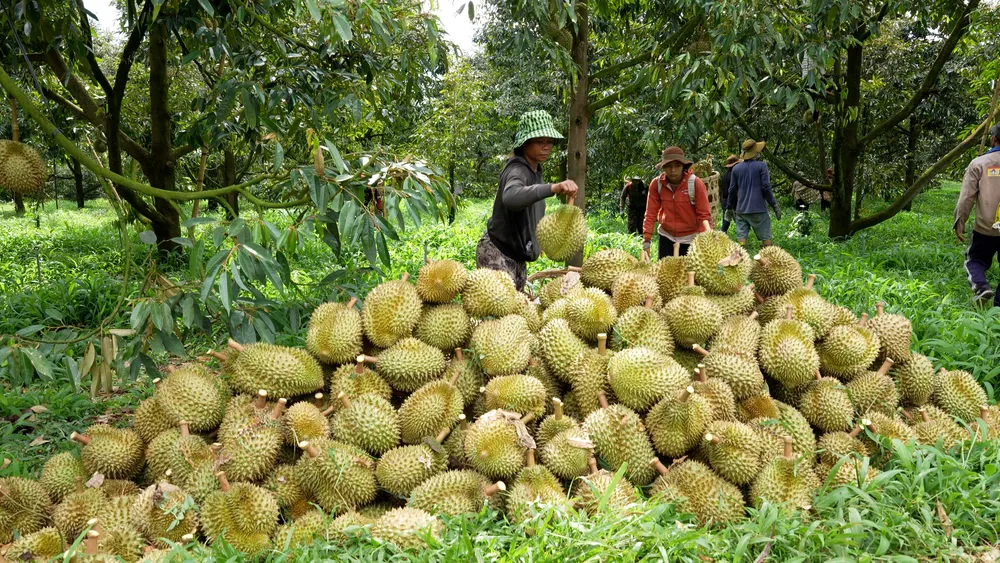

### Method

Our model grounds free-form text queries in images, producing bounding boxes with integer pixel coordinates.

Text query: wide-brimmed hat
[724,155,740,168]
[655,146,693,168]
[739,139,766,160]
[513,110,564,149]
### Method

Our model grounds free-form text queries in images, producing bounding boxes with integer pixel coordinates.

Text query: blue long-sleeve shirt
[727,158,778,214]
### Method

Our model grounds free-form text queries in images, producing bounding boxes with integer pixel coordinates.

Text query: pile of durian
[3,222,1000,561]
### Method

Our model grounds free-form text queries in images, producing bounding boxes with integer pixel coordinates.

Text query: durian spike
[164,365,176,374]
[587,457,599,474]
[785,305,794,320]
[754,254,771,268]
[552,398,564,420]
[919,408,930,423]
[702,220,712,232]
[207,349,227,362]
[875,302,886,316]
[434,426,453,444]
[686,271,696,287]
[216,471,231,492]
[644,295,654,309]
[75,476,84,493]
[255,390,268,409]
[805,274,816,290]
[525,449,536,467]
[858,313,868,328]
[71,432,92,446]
[521,412,536,425]
[705,433,722,445]
[650,457,670,477]
[673,242,680,258]
[227,338,245,352]
[484,481,505,497]
[458,414,468,431]
[782,436,794,459]
[980,406,990,419]
[848,425,864,438]
[270,398,288,420]
[153,378,162,390]
[400,272,410,283]
[179,421,190,437]
[676,386,694,403]
[314,393,325,408]
[748,310,759,321]
[690,344,709,357]
[754,291,765,304]
[299,441,320,459]
[337,392,352,410]
[876,358,895,377]
[357,354,379,367]
[597,333,608,355]
[346,297,358,308]
[596,391,609,409]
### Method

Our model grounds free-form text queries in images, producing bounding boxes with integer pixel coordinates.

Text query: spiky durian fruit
[132,482,199,548]
[296,439,378,515]
[709,312,761,356]
[702,420,763,486]
[566,287,618,342]
[537,198,587,262]
[328,360,393,407]
[611,271,662,312]
[607,346,688,413]
[538,318,588,383]
[539,272,584,309]
[417,259,469,303]
[415,303,471,352]
[505,449,570,525]
[706,285,756,320]
[911,407,967,449]
[367,337,447,393]
[155,363,227,433]
[200,473,277,556]
[581,249,638,291]
[375,427,451,497]
[784,274,835,340]
[462,268,522,318]
[846,359,899,416]
[649,458,744,526]
[860,413,916,466]
[464,410,533,480]
[816,425,867,466]
[283,396,331,446]
[484,375,547,418]
[656,242,689,303]
[891,353,935,407]
[263,463,310,518]
[749,246,801,297]
[565,334,614,416]
[217,392,284,482]
[736,394,780,422]
[223,340,324,398]
[441,348,484,408]
[933,368,988,422]
[39,452,87,504]
[362,273,422,348]
[306,298,363,364]
[661,272,723,348]
[541,297,571,324]
[750,401,817,461]
[273,509,326,549]
[867,301,912,363]
[758,306,819,390]
[370,507,442,550]
[540,425,592,480]
[583,392,658,486]
[571,457,639,515]
[408,469,503,516]
[687,225,752,295]
[817,313,881,381]
[3,527,64,561]
[692,344,764,401]
[146,421,212,483]
[646,386,711,458]
[536,398,577,448]
[133,390,173,444]
[750,437,819,510]
[0,477,50,543]
[52,478,107,540]
[0,140,46,194]
[329,392,400,456]
[472,314,532,376]
[692,365,738,422]
[398,370,463,445]
[71,425,144,480]
[798,372,853,432]
[612,298,674,356]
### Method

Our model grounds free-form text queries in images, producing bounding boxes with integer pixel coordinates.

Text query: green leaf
[159,329,187,357]
[181,50,202,65]
[273,142,284,172]
[20,348,54,379]
[305,0,321,22]
[182,216,218,228]
[331,12,353,42]
[170,237,194,248]
[468,1,474,21]
[196,0,213,15]
[219,270,232,313]
[139,230,157,245]
[242,90,258,129]
[324,140,347,172]
[15,325,45,337]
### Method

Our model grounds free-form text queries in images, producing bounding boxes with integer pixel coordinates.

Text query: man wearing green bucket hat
[476,110,579,291]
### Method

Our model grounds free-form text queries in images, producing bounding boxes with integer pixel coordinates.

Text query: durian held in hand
[537,193,587,262]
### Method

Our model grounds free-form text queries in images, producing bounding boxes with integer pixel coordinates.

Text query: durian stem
[71,432,92,446]
[705,433,722,445]
[314,393,325,408]
[785,305,794,320]
[748,310,759,321]
[597,391,609,409]
[337,392,352,410]
[691,344,709,357]
[553,398,564,419]
[435,426,452,444]
[783,436,794,459]
[567,265,582,272]
[754,254,771,268]
[85,529,100,555]
[650,457,670,476]
[673,242,680,258]
[814,370,822,381]
[919,408,930,423]
[568,194,576,206]
[980,406,990,419]
[164,365,176,374]
[455,348,465,363]
[346,297,358,309]
[526,449,536,467]
[448,367,461,387]
[211,443,223,456]
[459,414,468,430]
[400,272,410,283]
[484,481,505,497]
[357,355,379,367]
[255,390,269,409]
[425,256,433,265]
[849,425,863,438]
[644,296,654,309]
[227,338,245,352]
[164,469,173,483]
[695,366,707,382]
[858,313,868,328]
[216,471,231,492]
[805,274,816,290]
[876,358,895,377]
[686,271,696,287]
[521,412,536,425]
[321,406,335,417]
[207,350,227,362]
[270,398,287,420]
[300,441,320,459]
[597,334,607,355]
[179,421,189,437]
[677,386,693,403]
[754,292,765,304]
[862,418,875,433]
[152,378,162,389]
[587,457,599,474]
[75,476,84,493]
[899,409,913,421]
[876,302,885,316]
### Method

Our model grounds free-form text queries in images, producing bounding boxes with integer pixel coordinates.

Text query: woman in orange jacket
[641,146,713,258]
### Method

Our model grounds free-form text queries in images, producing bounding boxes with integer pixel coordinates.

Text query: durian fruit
[217,392,285,482]
[692,365,738,422]
[398,369,464,445]
[155,364,228,433]
[417,259,469,303]
[283,394,331,446]
[223,340,324,398]
[709,311,760,356]
[846,358,899,416]
[296,439,378,515]
[415,303,471,352]
[861,413,917,465]
[815,426,876,486]
[539,425,592,480]
[464,410,534,480]
[98,479,140,499]
[750,247,802,297]
[817,313,881,381]
[973,405,1000,441]
[607,346,688,413]
[785,274,835,340]
[933,368,988,422]
[273,509,326,549]
[306,298,363,364]
[264,463,311,519]
[330,392,400,456]
[132,482,199,548]
[505,449,570,525]
[146,421,212,483]
[526,358,560,414]
[750,402,817,463]
[661,272,723,348]
[758,306,820,391]
[911,407,967,449]
[581,249,638,291]
[133,385,174,444]
[750,437,819,510]
[328,359,393,407]
[408,470,504,516]
[891,353,935,407]
[537,196,588,262]
[702,420,763,486]
[646,386,711,458]
[566,287,618,342]
[736,395,780,422]
[362,273,423,348]
[566,333,615,416]
[687,223,752,295]
[472,315,532,376]
[3,526,64,561]
[612,297,674,356]
[539,271,584,309]
[830,305,859,327]
[145,425,182,479]
[200,472,277,556]
[705,285,756,320]
[444,348,485,408]
[611,271,662,312]
[867,301,912,363]
[484,375,546,418]
[326,510,374,542]
[0,140,46,194]
[444,415,471,469]
[462,268,522,318]
[571,457,639,515]
[52,478,107,540]
[39,452,87,504]
[542,298,571,324]
[656,242,689,303]
[519,296,544,333]
[536,397,577,448]
[90,512,144,562]
[375,426,452,497]
[365,338,447,393]
[0,477,51,543]
[798,372,853,432]
[71,425,144,480]
[538,318,589,383]
[370,507,442,551]
[692,344,764,401]
[649,458,744,527]
[816,425,867,467]
[583,392,658,486]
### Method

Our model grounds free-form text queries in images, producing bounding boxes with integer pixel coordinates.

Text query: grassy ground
[1,182,999,561]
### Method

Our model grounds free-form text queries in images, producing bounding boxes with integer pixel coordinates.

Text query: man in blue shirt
[726,139,781,246]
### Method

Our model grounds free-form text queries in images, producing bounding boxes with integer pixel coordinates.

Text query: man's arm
[760,163,779,208]
[694,178,713,230]
[501,167,554,211]
[954,162,980,239]
[642,178,660,248]
[727,171,738,210]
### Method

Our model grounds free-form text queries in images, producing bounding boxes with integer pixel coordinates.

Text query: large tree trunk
[71,156,84,208]
[147,19,181,250]
[828,46,863,239]
[565,4,589,266]
[223,148,239,218]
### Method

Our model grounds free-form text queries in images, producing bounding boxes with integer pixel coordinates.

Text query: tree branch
[587,70,648,115]
[859,0,980,146]
[590,51,652,83]
[41,86,149,162]
[75,0,113,97]
[590,18,699,83]
[735,114,831,191]
[854,2,893,42]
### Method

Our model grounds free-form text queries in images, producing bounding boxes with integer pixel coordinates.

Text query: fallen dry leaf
[2,458,10,470]
[86,473,106,488]
[937,499,953,538]
[561,271,581,294]
[28,436,49,447]
[718,249,745,267]
[28,405,48,414]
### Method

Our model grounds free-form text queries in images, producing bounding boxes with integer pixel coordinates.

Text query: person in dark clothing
[719,155,740,233]
[727,139,781,247]
[619,176,647,236]
[476,110,579,291]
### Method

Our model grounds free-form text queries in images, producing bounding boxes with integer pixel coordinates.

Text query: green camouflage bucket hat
[513,110,564,149]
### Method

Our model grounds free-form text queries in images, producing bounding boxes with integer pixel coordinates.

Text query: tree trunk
[9,96,26,216]
[448,160,456,224]
[828,46,863,239]
[147,19,181,250]
[71,157,84,208]
[565,4,589,266]
[223,148,239,218]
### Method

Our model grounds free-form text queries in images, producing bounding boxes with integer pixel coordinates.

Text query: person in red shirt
[642,146,713,258]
